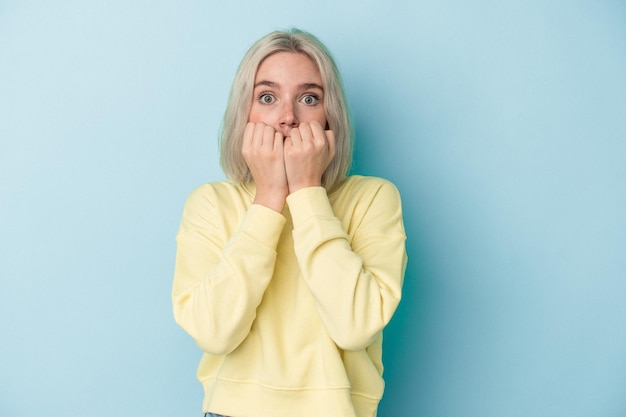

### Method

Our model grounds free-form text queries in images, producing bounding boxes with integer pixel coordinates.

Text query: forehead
[255,52,322,84]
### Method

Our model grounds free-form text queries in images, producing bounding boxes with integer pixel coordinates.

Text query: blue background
[1,1,625,416]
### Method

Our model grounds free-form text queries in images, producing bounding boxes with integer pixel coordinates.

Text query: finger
[283,134,292,151]
[273,131,284,151]
[309,121,327,147]
[297,122,313,144]
[290,124,303,145]
[243,122,255,147]
[249,122,262,147]
[262,125,275,148]
[325,129,336,160]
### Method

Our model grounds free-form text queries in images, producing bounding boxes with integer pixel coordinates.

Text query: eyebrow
[254,80,324,91]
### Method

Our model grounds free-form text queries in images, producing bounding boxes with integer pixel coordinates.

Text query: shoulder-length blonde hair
[219,28,353,191]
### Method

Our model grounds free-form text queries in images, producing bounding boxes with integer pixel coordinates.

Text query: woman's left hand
[284,121,336,194]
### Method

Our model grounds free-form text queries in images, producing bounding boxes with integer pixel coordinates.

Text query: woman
[172,28,407,417]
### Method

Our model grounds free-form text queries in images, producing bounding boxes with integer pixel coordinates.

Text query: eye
[258,93,276,104]
[300,94,320,106]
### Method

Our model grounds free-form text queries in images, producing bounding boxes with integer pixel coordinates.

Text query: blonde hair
[219,29,353,191]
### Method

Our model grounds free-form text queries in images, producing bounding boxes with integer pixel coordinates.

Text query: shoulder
[179,181,253,233]
[186,180,242,197]
[334,175,401,201]
[185,181,251,206]
[329,176,404,237]
[330,176,403,223]
[181,180,253,221]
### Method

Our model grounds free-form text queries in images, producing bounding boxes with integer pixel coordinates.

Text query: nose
[279,101,299,129]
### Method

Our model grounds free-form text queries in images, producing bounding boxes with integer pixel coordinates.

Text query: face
[248,52,327,138]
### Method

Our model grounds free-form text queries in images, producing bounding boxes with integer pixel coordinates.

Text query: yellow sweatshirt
[172,175,407,417]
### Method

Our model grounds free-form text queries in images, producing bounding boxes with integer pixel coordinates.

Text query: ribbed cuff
[239,204,286,248]
[286,187,334,227]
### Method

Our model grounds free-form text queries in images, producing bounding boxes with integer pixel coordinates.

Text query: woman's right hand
[242,122,289,212]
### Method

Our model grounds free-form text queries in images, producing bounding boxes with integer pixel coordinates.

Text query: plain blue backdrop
[1,1,625,416]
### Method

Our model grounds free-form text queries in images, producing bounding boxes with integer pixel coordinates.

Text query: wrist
[288,182,322,194]
[253,189,287,213]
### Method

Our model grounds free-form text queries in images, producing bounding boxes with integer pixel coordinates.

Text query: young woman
[172,29,407,417]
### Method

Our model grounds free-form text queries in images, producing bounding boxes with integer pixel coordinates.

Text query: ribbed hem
[201,377,373,417]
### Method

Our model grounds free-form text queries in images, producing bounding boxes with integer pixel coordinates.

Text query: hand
[284,121,336,194]
[242,122,289,212]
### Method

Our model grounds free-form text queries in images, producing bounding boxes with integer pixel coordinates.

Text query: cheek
[247,106,260,123]
[302,108,327,126]
[319,112,328,129]
[318,105,328,126]
[248,105,277,125]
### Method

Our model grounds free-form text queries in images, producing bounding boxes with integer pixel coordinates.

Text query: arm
[287,180,407,351]
[172,185,286,354]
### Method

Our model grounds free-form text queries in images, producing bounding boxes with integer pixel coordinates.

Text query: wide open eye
[300,94,319,106]
[258,93,276,104]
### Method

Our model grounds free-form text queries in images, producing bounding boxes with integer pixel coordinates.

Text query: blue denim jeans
[204,413,227,417]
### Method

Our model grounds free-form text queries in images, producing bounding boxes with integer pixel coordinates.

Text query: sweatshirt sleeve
[286,180,407,351]
[172,185,286,355]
